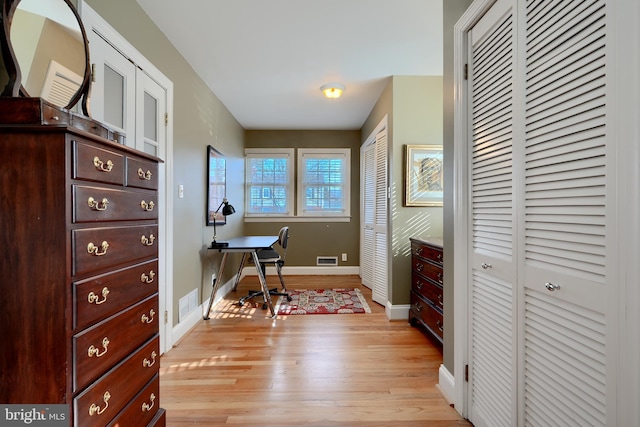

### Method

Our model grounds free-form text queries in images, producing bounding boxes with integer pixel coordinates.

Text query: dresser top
[410,236,443,248]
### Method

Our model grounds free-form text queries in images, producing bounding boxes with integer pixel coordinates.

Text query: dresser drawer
[412,257,443,285]
[73,141,125,186]
[412,272,443,309]
[410,291,443,342]
[74,260,159,330]
[74,336,159,427]
[73,186,158,223]
[107,375,160,427]
[73,225,158,276]
[411,240,443,265]
[126,157,158,190]
[73,295,159,392]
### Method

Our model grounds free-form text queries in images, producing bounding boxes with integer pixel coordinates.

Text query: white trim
[452,0,496,419]
[438,364,456,406]
[386,303,410,321]
[244,215,350,223]
[242,265,360,276]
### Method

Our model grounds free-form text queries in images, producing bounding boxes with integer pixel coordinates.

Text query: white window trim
[244,148,295,218]
[297,148,351,220]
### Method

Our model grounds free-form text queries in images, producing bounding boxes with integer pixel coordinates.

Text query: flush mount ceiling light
[320,83,345,99]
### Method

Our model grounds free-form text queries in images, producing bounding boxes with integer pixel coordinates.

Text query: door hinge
[465,364,469,382]
[464,63,468,80]
[164,310,168,324]
[164,113,169,126]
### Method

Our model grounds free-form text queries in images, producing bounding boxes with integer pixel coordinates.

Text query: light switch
[178,184,184,199]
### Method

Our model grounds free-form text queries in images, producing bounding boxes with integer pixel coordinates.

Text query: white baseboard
[387,303,410,320]
[243,265,360,276]
[438,364,456,407]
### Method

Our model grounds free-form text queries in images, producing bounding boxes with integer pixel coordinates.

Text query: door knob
[481,263,492,269]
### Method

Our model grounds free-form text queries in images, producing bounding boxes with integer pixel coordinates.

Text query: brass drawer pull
[143,351,157,368]
[415,247,423,256]
[141,270,156,284]
[88,287,110,305]
[436,253,443,262]
[88,337,110,358]
[93,156,114,172]
[89,391,111,416]
[88,197,109,211]
[416,281,423,290]
[87,241,109,256]
[437,272,443,284]
[141,234,156,247]
[140,200,155,212]
[142,393,156,412]
[138,168,152,181]
[413,302,422,312]
[141,309,156,324]
[416,263,423,272]
[438,293,443,306]
[436,320,444,333]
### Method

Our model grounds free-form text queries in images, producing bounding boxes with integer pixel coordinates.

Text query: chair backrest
[278,226,289,252]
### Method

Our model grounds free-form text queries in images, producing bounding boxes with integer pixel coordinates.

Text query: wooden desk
[204,235,278,319]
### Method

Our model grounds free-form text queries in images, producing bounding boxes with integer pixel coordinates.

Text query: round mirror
[2,0,90,113]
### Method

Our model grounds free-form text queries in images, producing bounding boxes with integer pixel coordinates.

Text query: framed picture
[206,145,227,225]
[405,144,443,206]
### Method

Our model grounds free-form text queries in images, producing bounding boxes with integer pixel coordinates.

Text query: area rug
[276,288,371,315]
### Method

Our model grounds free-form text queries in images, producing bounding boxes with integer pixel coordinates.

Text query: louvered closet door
[522,1,608,425]
[372,131,388,305]
[467,0,517,426]
[361,142,375,289]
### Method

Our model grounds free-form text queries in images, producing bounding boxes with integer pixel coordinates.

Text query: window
[245,148,294,216]
[297,149,350,218]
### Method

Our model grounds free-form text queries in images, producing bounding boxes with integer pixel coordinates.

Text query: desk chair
[239,226,292,309]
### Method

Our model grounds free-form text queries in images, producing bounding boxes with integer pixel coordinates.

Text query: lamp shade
[222,202,235,216]
[320,83,345,99]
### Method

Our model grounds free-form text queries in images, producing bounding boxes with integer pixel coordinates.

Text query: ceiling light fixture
[320,83,345,99]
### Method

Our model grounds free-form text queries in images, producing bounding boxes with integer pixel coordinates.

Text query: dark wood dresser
[409,237,444,346]
[0,101,165,426]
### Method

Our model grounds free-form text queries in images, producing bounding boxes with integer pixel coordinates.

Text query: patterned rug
[276,288,371,315]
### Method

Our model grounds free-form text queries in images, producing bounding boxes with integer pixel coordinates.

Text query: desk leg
[232,252,248,292]
[251,251,276,317]
[204,252,228,320]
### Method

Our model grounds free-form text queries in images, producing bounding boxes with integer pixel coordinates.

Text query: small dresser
[0,99,165,426]
[409,237,444,346]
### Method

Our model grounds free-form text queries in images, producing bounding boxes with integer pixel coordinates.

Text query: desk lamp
[210,198,235,248]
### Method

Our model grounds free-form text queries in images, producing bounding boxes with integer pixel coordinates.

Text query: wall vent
[317,256,338,266]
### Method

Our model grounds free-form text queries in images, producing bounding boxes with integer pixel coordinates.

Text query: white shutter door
[467,0,517,425]
[372,130,388,305]
[360,143,375,289]
[522,1,608,425]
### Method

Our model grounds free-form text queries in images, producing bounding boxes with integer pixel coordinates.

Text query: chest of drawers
[409,237,444,346]
[0,122,165,426]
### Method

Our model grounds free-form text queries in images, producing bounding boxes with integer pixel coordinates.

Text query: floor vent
[317,256,338,266]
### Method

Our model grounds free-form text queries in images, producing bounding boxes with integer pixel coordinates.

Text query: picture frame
[405,144,444,206]
[206,145,227,226]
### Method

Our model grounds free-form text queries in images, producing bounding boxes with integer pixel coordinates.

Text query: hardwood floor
[160,275,471,426]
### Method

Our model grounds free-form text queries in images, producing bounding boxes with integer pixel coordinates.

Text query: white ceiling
[135,0,443,130]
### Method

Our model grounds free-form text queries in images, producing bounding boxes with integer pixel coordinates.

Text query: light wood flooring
[160,275,471,426]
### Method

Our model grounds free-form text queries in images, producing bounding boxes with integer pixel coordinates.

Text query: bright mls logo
[0,405,67,426]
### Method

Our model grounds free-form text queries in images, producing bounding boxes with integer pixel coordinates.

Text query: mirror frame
[0,0,91,114]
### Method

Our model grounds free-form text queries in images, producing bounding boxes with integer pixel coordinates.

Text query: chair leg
[275,263,286,291]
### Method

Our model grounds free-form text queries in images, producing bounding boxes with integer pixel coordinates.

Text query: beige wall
[85,0,245,325]
[244,130,362,268]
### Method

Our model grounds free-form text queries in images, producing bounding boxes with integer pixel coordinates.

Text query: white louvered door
[464,0,611,425]
[360,128,389,306]
[372,131,388,305]
[467,0,517,425]
[521,1,608,425]
[361,142,375,289]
